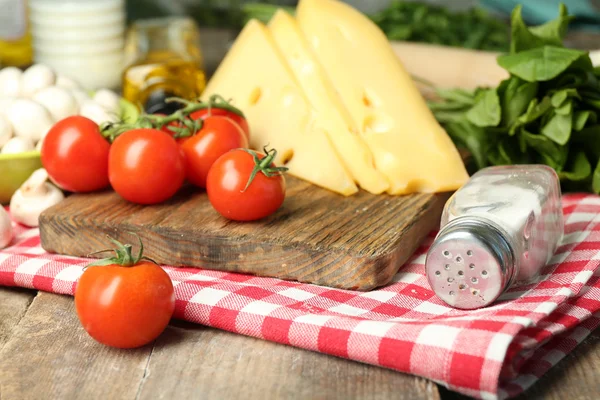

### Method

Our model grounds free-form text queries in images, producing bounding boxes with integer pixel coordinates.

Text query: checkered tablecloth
[1,194,600,399]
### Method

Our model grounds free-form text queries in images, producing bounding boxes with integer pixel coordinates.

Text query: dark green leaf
[541,112,572,145]
[559,151,592,181]
[509,96,552,135]
[593,160,600,194]
[573,111,595,131]
[583,98,600,110]
[501,79,538,126]
[497,47,587,82]
[550,88,580,108]
[573,126,600,156]
[509,5,546,53]
[466,88,501,127]
[444,119,490,170]
[521,129,568,170]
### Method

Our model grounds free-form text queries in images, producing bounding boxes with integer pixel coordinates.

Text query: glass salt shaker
[425,165,564,309]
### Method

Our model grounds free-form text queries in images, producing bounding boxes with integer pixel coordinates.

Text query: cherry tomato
[190,108,250,141]
[75,237,175,349]
[206,148,286,221]
[41,116,110,192]
[109,129,185,204]
[180,116,248,188]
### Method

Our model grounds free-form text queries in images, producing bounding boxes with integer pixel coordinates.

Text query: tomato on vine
[206,147,287,221]
[108,128,185,205]
[75,234,175,349]
[41,116,110,193]
[179,115,248,188]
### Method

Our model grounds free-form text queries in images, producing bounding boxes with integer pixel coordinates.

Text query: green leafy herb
[466,89,501,127]
[428,3,600,194]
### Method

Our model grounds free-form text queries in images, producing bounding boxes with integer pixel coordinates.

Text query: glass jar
[123,17,206,114]
[0,0,33,67]
[425,165,564,309]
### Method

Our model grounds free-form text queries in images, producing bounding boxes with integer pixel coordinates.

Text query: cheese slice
[202,19,357,196]
[296,0,469,194]
[267,10,389,195]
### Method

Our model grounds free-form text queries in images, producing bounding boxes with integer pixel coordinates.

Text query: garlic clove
[9,168,65,228]
[0,115,13,148]
[0,67,23,98]
[1,136,34,154]
[0,207,13,249]
[79,100,119,126]
[0,97,16,118]
[7,99,55,142]
[56,75,81,90]
[33,86,79,121]
[21,64,56,97]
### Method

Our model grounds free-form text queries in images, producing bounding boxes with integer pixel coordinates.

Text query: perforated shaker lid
[425,220,515,310]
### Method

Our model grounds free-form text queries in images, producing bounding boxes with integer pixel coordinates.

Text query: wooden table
[1,287,598,400]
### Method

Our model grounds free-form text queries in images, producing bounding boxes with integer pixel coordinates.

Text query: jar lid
[425,218,515,310]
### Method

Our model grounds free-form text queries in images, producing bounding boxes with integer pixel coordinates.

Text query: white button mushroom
[21,64,56,97]
[9,168,64,227]
[0,207,13,249]
[79,100,119,125]
[1,136,34,154]
[0,67,23,97]
[33,86,79,121]
[93,89,120,114]
[56,75,81,90]
[6,99,54,142]
[0,97,16,118]
[70,88,91,107]
[0,115,13,148]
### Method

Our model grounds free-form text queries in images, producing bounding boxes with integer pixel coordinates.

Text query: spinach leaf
[593,160,600,194]
[444,119,490,170]
[550,88,580,108]
[434,88,476,105]
[559,151,591,181]
[572,126,600,156]
[555,100,573,115]
[509,4,571,53]
[466,88,501,127]
[502,79,538,126]
[541,112,572,145]
[521,129,568,170]
[508,96,552,135]
[528,4,572,45]
[497,46,587,82]
[573,110,596,131]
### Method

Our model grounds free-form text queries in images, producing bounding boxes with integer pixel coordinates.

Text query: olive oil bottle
[0,0,33,67]
[123,18,206,114]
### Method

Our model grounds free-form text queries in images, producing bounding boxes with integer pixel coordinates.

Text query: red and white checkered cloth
[1,194,600,399]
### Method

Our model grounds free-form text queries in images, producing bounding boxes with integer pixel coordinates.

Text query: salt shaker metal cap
[426,165,564,310]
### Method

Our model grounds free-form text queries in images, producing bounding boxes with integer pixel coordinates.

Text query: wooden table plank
[0,292,152,400]
[0,287,35,350]
[137,320,440,400]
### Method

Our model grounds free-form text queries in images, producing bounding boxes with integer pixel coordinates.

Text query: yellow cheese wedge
[202,19,358,196]
[267,10,389,195]
[296,0,469,194]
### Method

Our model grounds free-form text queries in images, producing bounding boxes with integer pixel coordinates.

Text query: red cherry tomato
[75,237,175,349]
[41,116,110,192]
[190,108,250,141]
[180,116,248,188]
[206,148,286,221]
[109,129,185,204]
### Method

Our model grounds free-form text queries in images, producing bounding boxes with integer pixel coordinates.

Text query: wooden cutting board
[39,176,449,291]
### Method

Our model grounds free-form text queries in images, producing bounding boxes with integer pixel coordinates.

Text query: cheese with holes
[267,10,389,194]
[296,0,469,194]
[202,19,357,196]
